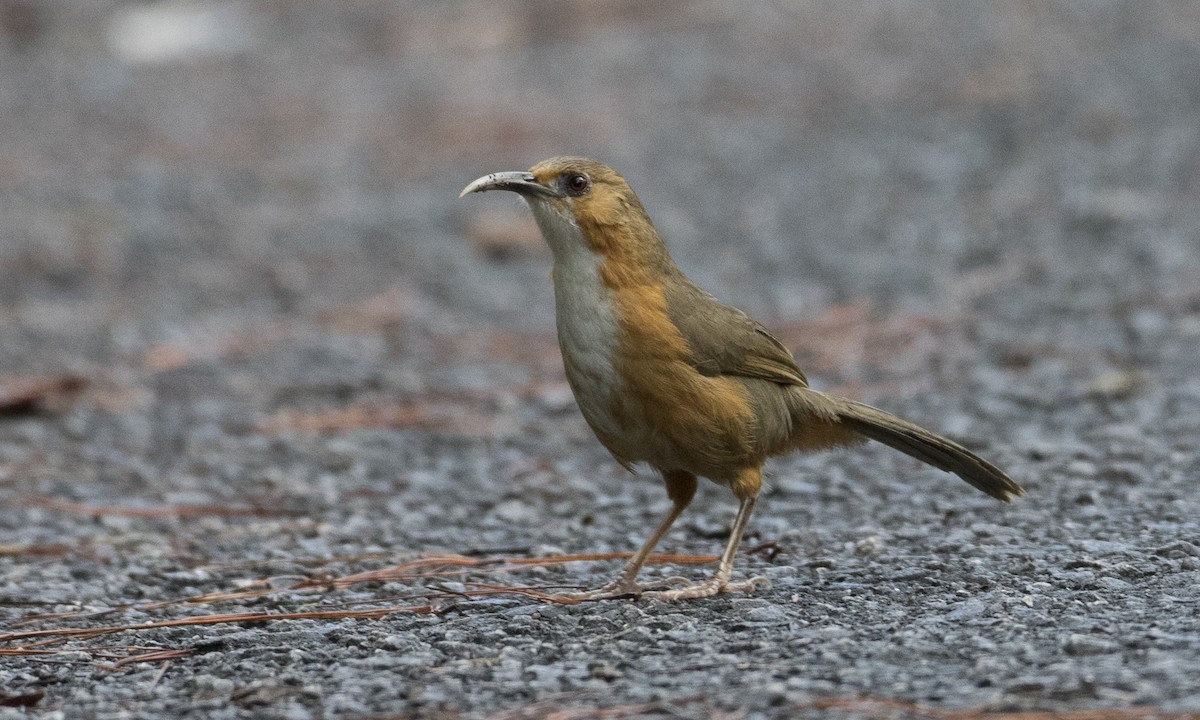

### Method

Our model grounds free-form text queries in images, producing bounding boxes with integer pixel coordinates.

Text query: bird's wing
[664,281,809,387]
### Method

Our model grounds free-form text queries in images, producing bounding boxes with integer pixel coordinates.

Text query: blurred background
[3,1,1199,403]
[1,0,1199,499]
[3,2,1200,712]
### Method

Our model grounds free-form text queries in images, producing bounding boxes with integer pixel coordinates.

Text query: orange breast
[602,275,760,483]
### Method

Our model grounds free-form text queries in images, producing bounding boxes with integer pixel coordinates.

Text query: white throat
[527,200,627,446]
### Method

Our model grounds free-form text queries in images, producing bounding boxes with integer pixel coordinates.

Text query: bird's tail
[829,397,1024,502]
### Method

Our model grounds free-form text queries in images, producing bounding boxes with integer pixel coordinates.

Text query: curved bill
[459,171,560,199]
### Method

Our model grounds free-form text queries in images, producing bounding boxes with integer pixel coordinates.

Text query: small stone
[946,597,989,621]
[742,604,791,624]
[1062,633,1119,656]
[853,535,883,555]
[491,499,536,524]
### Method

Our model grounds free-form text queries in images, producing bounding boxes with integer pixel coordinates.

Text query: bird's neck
[531,201,681,291]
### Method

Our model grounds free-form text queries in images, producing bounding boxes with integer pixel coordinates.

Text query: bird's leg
[641,468,769,601]
[544,470,696,604]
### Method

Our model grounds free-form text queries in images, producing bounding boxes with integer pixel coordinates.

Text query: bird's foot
[538,577,645,605]
[639,575,771,602]
[538,573,720,604]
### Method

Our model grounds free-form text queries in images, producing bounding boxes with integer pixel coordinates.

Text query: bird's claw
[538,578,644,604]
[651,576,694,589]
[535,574,770,604]
[639,574,771,602]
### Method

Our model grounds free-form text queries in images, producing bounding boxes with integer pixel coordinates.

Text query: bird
[460,157,1023,602]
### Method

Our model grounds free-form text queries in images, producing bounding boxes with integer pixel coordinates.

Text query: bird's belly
[561,346,639,457]
[548,242,757,476]
[556,307,645,462]
[551,247,646,462]
[562,332,760,478]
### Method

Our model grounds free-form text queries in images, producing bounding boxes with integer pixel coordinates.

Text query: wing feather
[663,279,808,387]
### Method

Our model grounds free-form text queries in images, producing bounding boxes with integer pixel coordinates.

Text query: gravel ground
[2,2,1199,718]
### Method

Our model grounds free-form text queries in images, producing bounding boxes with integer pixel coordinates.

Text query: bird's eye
[565,173,591,195]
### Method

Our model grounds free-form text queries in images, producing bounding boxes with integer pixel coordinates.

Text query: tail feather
[832,399,1024,502]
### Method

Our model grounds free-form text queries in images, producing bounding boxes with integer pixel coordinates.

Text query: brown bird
[461,157,1023,602]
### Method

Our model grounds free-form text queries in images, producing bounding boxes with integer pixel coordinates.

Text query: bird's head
[460,157,668,266]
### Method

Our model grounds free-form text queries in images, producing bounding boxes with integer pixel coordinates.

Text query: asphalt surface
[2,2,1199,718]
